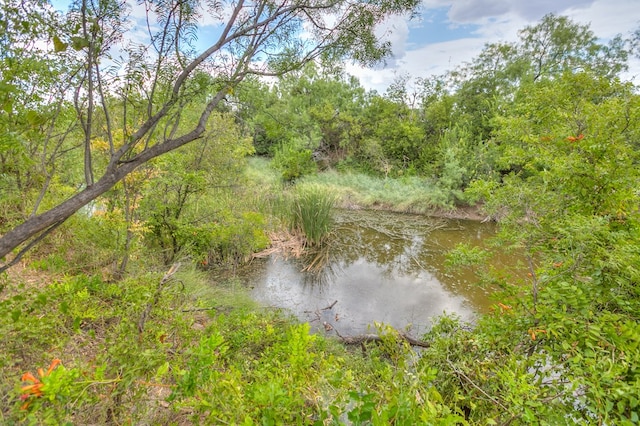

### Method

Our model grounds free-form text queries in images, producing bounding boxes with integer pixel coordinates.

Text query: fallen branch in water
[304,300,339,325]
[322,300,338,310]
[333,329,430,348]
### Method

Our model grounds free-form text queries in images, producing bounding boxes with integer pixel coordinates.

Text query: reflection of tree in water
[299,254,341,289]
[300,210,450,280]
[245,210,503,328]
[244,210,494,297]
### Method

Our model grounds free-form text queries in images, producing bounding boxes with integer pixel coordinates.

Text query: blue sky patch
[407,7,481,47]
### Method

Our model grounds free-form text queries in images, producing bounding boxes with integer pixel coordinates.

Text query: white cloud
[446,0,510,23]
[564,0,639,39]
[348,0,640,92]
[345,64,396,94]
[347,36,488,93]
[128,1,149,20]
[375,13,412,64]
[422,0,596,23]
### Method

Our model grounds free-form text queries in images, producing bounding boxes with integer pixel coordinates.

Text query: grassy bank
[247,156,475,216]
[0,158,476,423]
[0,263,463,424]
[301,170,450,213]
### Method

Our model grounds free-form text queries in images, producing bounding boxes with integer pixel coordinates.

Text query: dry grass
[253,229,306,260]
[1,260,53,301]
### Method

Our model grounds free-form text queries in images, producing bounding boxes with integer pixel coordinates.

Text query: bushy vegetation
[0,267,468,424]
[271,139,318,182]
[2,4,640,424]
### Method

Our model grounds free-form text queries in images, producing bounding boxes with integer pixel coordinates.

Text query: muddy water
[244,209,515,336]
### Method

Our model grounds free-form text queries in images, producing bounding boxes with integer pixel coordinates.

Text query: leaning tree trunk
[0,94,225,272]
[0,0,422,273]
[0,163,133,270]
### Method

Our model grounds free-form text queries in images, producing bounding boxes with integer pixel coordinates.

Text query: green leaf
[25,110,43,125]
[70,36,90,51]
[11,310,21,322]
[1,99,12,114]
[53,35,68,52]
[155,361,169,379]
[1,99,13,114]
[36,293,48,306]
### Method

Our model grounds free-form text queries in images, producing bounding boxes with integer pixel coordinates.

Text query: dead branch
[336,331,430,348]
[322,300,338,310]
[179,306,233,314]
[138,263,180,334]
[446,359,510,413]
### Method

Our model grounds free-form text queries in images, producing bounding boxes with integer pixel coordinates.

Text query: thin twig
[447,359,510,413]
[321,300,338,310]
[180,307,219,313]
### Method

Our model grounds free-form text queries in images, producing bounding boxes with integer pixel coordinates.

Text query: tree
[0,1,79,223]
[463,72,640,422]
[419,14,633,192]
[236,62,367,163]
[0,0,421,271]
[519,14,628,81]
[142,112,254,264]
[233,77,283,155]
[360,93,424,173]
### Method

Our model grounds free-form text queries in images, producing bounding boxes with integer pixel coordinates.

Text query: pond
[243,209,512,337]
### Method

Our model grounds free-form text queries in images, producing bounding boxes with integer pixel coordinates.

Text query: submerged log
[337,332,430,348]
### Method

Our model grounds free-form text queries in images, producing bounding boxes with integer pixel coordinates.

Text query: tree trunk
[0,90,227,269]
[0,168,126,262]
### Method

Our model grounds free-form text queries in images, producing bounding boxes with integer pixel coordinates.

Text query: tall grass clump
[291,184,337,246]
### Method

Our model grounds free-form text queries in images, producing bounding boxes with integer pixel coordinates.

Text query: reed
[291,184,337,246]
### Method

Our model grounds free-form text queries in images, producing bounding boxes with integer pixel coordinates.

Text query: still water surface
[245,209,511,336]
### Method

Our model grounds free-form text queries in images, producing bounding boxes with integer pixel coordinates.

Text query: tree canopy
[0,0,420,270]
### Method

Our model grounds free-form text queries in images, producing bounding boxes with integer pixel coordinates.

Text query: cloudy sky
[345,0,640,92]
[50,0,639,92]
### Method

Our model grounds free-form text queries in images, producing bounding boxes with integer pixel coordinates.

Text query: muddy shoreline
[336,200,489,222]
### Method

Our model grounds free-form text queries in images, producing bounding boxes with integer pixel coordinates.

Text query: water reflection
[246,209,503,336]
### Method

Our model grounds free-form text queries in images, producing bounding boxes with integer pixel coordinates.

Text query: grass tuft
[291,183,337,246]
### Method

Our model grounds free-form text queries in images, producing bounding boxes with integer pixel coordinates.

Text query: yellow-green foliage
[271,139,317,182]
[209,211,270,265]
